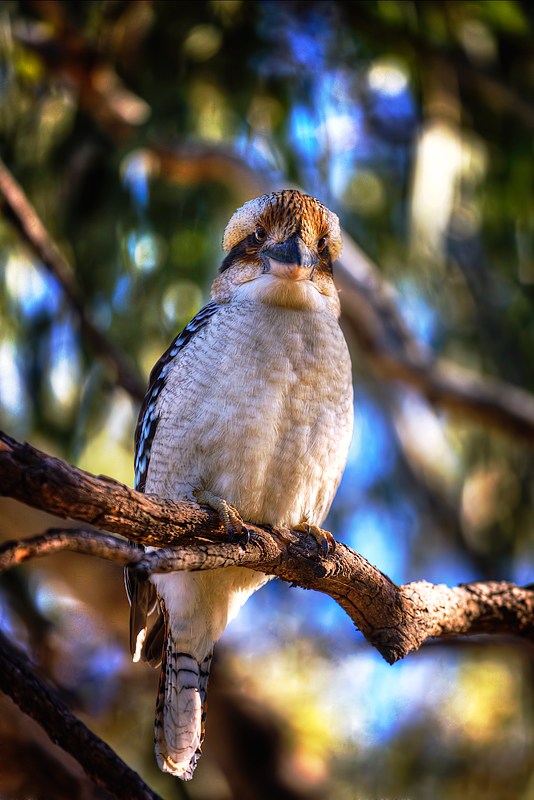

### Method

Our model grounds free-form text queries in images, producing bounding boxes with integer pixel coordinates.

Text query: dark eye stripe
[219,233,261,273]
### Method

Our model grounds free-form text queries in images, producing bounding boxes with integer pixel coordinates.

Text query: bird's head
[211,190,342,314]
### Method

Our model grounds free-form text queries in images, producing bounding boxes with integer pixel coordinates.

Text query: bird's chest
[152,302,352,526]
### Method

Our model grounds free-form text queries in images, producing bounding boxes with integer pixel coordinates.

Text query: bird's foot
[194,490,249,544]
[294,523,336,556]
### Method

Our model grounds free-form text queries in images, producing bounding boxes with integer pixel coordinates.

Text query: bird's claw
[294,523,336,556]
[194,490,248,545]
[239,526,250,547]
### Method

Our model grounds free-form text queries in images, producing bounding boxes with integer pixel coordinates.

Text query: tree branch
[336,242,534,444]
[2,430,534,666]
[0,156,146,402]
[0,527,271,575]
[0,629,163,800]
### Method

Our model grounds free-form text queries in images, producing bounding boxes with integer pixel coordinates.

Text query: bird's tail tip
[156,750,200,781]
[155,620,213,780]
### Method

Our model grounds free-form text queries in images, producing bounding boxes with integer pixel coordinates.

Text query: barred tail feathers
[155,629,213,780]
[152,567,270,778]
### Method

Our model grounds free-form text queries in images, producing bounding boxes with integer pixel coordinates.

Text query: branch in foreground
[0,630,162,800]
[0,528,267,575]
[2,431,534,665]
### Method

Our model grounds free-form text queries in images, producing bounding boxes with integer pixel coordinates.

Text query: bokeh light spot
[344,170,386,215]
[0,338,26,417]
[162,281,203,325]
[368,58,409,97]
[4,250,61,317]
[127,231,162,272]
[183,24,222,62]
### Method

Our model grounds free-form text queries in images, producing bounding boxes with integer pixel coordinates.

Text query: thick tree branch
[0,629,163,800]
[2,430,534,666]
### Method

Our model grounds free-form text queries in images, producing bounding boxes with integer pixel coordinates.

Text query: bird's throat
[234,273,334,312]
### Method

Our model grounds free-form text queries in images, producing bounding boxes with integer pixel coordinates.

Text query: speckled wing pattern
[134,300,220,493]
[125,301,220,660]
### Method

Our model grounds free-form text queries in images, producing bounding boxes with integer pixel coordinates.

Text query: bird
[126,189,353,780]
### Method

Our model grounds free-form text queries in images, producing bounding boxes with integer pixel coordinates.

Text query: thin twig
[0,527,271,575]
[0,157,145,401]
[0,528,140,571]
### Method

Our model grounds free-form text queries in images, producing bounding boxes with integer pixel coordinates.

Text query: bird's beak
[261,234,318,281]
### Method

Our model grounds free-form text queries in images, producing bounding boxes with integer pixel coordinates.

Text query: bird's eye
[255,227,267,243]
[318,236,327,252]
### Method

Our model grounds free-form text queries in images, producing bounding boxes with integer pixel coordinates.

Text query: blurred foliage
[2,1,534,798]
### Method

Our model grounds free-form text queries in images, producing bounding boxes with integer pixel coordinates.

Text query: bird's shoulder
[134,301,219,492]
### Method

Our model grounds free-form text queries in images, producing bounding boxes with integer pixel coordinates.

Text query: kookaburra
[127,190,353,780]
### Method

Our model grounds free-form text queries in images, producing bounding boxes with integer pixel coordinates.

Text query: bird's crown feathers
[223,189,342,261]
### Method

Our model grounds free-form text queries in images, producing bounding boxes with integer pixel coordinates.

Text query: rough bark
[2,430,534,666]
[0,630,163,800]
